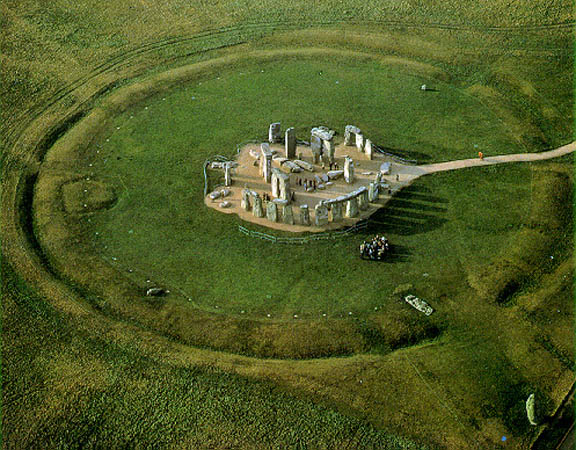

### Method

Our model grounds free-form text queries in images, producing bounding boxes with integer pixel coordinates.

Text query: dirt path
[416,141,575,175]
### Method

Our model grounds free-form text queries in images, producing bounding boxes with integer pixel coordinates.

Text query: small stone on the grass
[293,314,298,318]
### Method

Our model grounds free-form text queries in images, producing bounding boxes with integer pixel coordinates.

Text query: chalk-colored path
[417,141,575,175]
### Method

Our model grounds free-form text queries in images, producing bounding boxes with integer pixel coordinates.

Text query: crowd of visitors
[360,235,390,260]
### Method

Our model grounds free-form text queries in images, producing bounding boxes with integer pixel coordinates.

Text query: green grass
[82,57,530,319]
[2,264,427,450]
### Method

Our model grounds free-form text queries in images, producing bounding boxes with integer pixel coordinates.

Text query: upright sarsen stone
[310,135,322,164]
[344,156,354,184]
[260,143,273,183]
[224,164,232,187]
[282,204,294,225]
[364,139,373,160]
[266,201,278,222]
[368,182,379,202]
[269,122,282,143]
[344,125,361,146]
[315,202,329,226]
[300,204,310,225]
[331,202,343,222]
[285,127,296,159]
[241,188,251,211]
[355,133,365,152]
[357,187,369,210]
[252,193,264,218]
[345,196,359,218]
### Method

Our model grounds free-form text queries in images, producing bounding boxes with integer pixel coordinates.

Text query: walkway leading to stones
[415,141,575,176]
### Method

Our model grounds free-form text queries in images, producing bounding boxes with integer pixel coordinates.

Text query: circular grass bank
[33,49,537,357]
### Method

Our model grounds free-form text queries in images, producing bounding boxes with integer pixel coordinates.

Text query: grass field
[2,1,574,449]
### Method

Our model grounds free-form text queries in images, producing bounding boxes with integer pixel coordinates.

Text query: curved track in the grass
[3,18,574,149]
[2,21,574,362]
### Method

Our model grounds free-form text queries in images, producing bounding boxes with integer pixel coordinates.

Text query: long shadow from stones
[378,145,432,162]
[368,190,449,236]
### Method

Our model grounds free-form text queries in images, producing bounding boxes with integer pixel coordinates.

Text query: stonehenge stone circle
[285,127,296,159]
[268,122,282,143]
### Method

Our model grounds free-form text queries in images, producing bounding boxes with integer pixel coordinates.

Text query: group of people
[360,235,390,260]
[295,177,318,191]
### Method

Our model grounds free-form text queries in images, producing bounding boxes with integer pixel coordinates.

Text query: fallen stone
[404,295,434,316]
[249,149,261,160]
[321,174,329,182]
[219,201,231,208]
[209,191,221,200]
[317,184,325,190]
[294,160,315,172]
[327,170,343,180]
[306,187,314,192]
[220,188,231,197]
[146,287,166,297]
[380,162,392,175]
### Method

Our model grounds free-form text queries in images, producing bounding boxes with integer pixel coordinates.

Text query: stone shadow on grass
[368,187,449,236]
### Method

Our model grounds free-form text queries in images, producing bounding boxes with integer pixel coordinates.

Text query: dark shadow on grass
[367,191,449,236]
[377,145,433,162]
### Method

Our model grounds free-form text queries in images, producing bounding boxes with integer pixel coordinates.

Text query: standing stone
[374,171,382,186]
[252,194,264,218]
[355,133,365,152]
[323,139,335,164]
[224,164,232,187]
[260,143,273,183]
[285,127,296,159]
[315,202,329,226]
[268,122,282,143]
[526,394,538,426]
[368,182,379,202]
[331,202,343,222]
[282,204,294,225]
[271,169,291,201]
[345,196,359,218]
[358,188,369,210]
[266,201,278,222]
[300,204,310,226]
[365,139,373,160]
[344,125,361,146]
[310,135,322,164]
[241,188,251,211]
[344,156,354,184]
